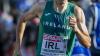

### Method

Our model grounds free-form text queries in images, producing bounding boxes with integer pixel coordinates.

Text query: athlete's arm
[74,6,91,48]
[69,6,91,48]
[13,2,46,56]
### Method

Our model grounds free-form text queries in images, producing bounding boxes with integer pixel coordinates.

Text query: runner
[14,0,91,56]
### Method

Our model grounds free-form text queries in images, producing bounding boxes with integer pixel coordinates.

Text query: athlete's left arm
[69,6,91,48]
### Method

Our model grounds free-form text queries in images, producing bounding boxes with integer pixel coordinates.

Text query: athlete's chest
[41,11,71,29]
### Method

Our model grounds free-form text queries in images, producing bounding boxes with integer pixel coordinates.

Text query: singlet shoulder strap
[68,2,75,14]
[43,1,53,13]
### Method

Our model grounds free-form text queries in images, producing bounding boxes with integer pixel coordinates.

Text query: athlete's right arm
[13,2,46,56]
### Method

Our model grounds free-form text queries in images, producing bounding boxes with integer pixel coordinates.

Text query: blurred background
[0,0,100,56]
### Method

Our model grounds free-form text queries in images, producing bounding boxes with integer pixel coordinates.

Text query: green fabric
[36,1,75,56]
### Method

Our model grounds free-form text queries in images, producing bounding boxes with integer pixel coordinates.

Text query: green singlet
[36,1,75,56]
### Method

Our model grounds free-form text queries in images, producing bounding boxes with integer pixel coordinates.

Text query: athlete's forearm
[13,18,27,56]
[75,28,91,48]
[73,6,91,48]
[15,19,27,53]
[16,19,27,46]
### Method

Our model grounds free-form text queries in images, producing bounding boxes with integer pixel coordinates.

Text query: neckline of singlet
[52,2,70,15]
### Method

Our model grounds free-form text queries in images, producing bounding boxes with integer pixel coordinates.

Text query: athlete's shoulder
[74,5,83,13]
[68,2,82,11]
[74,5,85,22]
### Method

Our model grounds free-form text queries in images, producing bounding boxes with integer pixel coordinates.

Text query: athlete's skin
[14,0,91,56]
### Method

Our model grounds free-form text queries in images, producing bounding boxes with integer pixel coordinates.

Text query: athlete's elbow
[86,42,91,48]
[86,36,91,48]
[82,35,91,48]
[83,41,91,48]
[81,39,91,48]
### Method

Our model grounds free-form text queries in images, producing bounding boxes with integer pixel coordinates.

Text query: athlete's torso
[36,1,75,56]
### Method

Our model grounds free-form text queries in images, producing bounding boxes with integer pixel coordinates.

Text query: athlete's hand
[69,16,79,32]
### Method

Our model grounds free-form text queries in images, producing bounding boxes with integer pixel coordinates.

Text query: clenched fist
[69,16,79,32]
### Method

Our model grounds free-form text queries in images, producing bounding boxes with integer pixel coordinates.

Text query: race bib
[40,33,68,56]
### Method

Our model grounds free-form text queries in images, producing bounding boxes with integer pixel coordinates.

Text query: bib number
[40,33,68,56]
